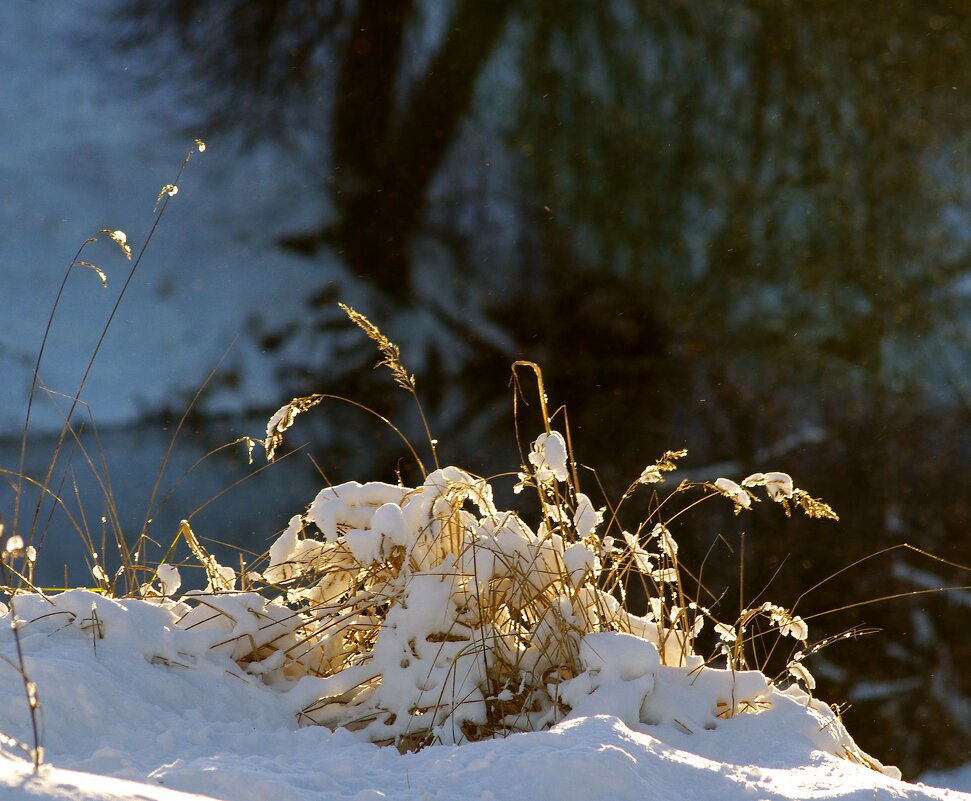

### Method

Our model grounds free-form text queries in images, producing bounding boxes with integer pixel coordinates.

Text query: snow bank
[0,591,966,801]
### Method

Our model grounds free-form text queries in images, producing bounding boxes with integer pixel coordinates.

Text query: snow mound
[0,592,966,801]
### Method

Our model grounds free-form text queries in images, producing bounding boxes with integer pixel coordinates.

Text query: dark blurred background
[5,0,971,778]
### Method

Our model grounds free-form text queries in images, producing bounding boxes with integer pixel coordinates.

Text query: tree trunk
[284,0,515,305]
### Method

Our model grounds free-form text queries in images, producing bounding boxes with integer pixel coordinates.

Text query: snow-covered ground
[0,588,967,801]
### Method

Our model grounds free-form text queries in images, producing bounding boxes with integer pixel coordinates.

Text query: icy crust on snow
[0,594,967,801]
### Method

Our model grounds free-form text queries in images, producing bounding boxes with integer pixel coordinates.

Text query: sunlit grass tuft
[226,310,845,751]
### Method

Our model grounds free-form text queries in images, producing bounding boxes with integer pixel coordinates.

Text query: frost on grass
[153,184,178,212]
[0,436,895,779]
[263,394,326,461]
[527,431,570,484]
[96,229,131,260]
[713,477,753,512]
[637,449,687,485]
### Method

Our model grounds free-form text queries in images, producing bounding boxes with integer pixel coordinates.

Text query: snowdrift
[0,588,966,801]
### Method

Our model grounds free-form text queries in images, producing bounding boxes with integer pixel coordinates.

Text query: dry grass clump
[203,305,840,752]
[1,279,843,759]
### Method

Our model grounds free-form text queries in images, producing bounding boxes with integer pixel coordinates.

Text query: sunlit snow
[0,589,968,801]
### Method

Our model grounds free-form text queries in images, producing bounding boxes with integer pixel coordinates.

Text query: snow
[525,432,570,485]
[926,766,971,796]
[742,472,795,502]
[713,477,753,511]
[0,590,968,801]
